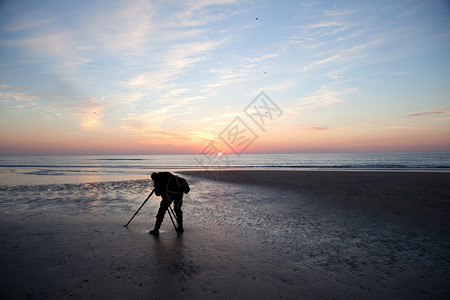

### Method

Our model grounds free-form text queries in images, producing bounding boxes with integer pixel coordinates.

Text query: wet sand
[0,171,449,299]
[181,170,450,226]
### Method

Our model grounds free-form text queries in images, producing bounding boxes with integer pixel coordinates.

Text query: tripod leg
[167,205,180,236]
[124,190,155,227]
[168,204,178,223]
[168,204,183,232]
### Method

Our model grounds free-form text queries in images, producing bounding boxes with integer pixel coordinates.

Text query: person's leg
[150,199,170,235]
[174,198,183,233]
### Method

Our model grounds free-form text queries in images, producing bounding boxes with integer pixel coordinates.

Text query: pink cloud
[407,111,444,117]
[295,124,330,131]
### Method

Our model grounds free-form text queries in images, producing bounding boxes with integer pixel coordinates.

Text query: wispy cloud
[83,0,155,56]
[295,124,330,131]
[386,126,425,130]
[203,72,248,89]
[0,84,29,90]
[63,97,108,131]
[381,71,414,76]
[120,114,204,146]
[241,52,283,64]
[290,1,446,75]
[119,94,202,136]
[164,0,240,28]
[323,9,357,17]
[1,32,91,69]
[305,39,381,71]
[407,111,444,118]
[0,92,36,102]
[2,6,59,32]
[295,83,357,109]
[258,79,298,94]
[325,66,350,79]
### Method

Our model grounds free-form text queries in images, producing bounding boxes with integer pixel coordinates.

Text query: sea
[0,152,449,186]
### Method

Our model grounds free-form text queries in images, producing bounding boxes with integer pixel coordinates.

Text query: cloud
[386,126,425,130]
[325,66,350,79]
[289,16,375,73]
[1,32,91,69]
[407,111,444,118]
[122,39,227,92]
[162,39,226,68]
[202,65,250,90]
[203,73,248,89]
[298,21,358,36]
[241,52,283,64]
[200,49,285,95]
[295,124,330,131]
[135,130,191,145]
[15,1,237,136]
[120,115,196,146]
[0,92,36,102]
[308,126,329,131]
[295,83,357,109]
[323,9,358,17]
[84,0,155,56]
[260,79,297,92]
[83,0,237,57]
[381,71,414,76]
[120,95,199,135]
[163,0,240,28]
[61,97,108,131]
[305,39,381,71]
[1,0,232,74]
[1,4,59,32]
[0,84,28,90]
[291,2,441,74]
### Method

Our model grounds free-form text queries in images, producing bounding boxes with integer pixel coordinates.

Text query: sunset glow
[0,0,449,155]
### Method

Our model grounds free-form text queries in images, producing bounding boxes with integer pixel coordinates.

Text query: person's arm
[154,179,161,196]
[180,178,190,194]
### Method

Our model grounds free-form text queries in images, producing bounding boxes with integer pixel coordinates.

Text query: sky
[0,0,449,155]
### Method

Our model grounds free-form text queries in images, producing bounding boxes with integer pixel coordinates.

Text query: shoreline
[1,167,449,187]
[179,169,450,228]
[2,169,449,230]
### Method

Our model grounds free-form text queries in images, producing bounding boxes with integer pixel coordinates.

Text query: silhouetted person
[149,172,190,236]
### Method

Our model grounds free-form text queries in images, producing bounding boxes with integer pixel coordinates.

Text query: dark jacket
[153,172,190,201]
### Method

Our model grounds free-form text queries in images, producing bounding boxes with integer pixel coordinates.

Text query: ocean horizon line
[1,150,450,157]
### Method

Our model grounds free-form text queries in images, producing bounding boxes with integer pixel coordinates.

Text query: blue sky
[0,0,449,155]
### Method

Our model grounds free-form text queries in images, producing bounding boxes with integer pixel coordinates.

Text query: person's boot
[149,218,163,236]
[177,215,184,234]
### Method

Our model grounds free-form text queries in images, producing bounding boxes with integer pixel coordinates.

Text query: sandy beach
[0,170,449,299]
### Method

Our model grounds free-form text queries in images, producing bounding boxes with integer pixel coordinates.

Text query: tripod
[167,204,181,236]
[124,189,181,236]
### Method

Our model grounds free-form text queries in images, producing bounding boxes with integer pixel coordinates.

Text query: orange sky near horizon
[2,111,448,155]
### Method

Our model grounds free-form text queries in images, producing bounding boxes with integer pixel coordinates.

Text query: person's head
[151,172,158,181]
